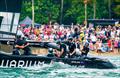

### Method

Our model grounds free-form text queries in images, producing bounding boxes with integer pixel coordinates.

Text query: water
[0,56,120,78]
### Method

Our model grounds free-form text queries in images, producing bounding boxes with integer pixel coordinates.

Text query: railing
[0,31,16,38]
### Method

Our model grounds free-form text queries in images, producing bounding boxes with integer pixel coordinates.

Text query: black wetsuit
[75,43,80,49]
[68,42,76,58]
[81,46,89,57]
[14,38,31,55]
[59,43,67,58]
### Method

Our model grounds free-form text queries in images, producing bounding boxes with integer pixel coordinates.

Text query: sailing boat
[0,0,22,38]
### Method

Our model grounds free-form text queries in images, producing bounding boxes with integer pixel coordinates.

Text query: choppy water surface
[0,56,120,78]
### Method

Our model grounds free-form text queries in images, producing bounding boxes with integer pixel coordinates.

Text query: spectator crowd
[17,23,120,53]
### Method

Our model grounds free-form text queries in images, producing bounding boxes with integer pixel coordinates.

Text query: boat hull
[0,52,116,69]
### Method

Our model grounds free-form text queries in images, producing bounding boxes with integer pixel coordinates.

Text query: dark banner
[0,0,22,13]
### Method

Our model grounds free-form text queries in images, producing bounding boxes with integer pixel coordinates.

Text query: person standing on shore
[107,38,112,52]
[118,39,120,52]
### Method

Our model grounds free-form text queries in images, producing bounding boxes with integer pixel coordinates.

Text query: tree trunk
[93,0,96,19]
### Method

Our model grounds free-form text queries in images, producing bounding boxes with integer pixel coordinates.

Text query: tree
[20,0,60,24]
[112,0,120,18]
[20,0,119,25]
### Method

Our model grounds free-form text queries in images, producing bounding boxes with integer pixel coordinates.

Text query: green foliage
[20,0,120,25]
[113,5,120,15]
[20,0,60,24]
[113,0,120,17]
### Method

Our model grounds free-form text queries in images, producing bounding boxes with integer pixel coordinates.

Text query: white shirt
[111,31,115,38]
[117,30,120,36]
[17,30,24,37]
[91,35,97,42]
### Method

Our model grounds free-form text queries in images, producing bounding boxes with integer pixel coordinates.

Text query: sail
[0,0,22,35]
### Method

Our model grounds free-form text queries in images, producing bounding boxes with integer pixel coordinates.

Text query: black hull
[0,38,50,48]
[0,52,116,69]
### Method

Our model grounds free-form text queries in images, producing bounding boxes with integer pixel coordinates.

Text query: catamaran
[0,42,116,69]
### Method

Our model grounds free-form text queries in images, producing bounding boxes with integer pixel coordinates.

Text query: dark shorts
[92,41,96,44]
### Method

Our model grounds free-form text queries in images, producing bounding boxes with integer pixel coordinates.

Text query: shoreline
[89,50,120,56]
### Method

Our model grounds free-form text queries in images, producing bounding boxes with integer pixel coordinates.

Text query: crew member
[13,35,31,55]
[47,48,55,57]
[67,38,76,58]
[81,43,89,57]
[74,38,81,56]
[55,41,67,58]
